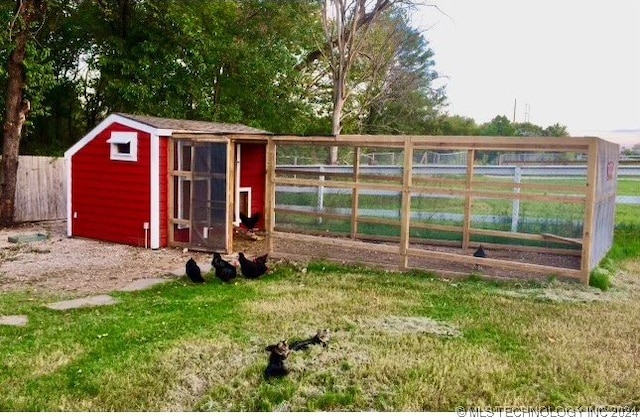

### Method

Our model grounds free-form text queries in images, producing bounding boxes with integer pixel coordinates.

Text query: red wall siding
[239,143,266,229]
[158,137,169,247]
[71,123,151,246]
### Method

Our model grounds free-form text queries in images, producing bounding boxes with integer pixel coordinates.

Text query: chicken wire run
[265,135,618,284]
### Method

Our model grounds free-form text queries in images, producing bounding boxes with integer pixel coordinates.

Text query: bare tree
[1,0,46,226]
[319,0,412,164]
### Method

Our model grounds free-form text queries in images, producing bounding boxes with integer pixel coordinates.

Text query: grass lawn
[1,178,639,411]
[2,244,640,411]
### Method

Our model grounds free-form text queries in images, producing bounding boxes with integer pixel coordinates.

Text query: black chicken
[185,258,205,283]
[253,253,268,265]
[239,212,261,231]
[473,245,487,258]
[212,252,237,283]
[238,252,268,279]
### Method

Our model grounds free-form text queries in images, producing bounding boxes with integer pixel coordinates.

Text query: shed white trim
[66,153,72,237]
[64,114,172,159]
[150,133,160,249]
[64,114,172,238]
[107,131,138,161]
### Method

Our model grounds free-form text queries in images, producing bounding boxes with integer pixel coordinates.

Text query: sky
[412,1,640,147]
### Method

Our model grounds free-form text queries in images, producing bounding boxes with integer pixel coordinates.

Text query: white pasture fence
[276,164,640,233]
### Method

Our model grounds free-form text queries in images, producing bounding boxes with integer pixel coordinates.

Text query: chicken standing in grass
[253,253,268,265]
[212,252,237,283]
[185,258,205,283]
[238,252,268,279]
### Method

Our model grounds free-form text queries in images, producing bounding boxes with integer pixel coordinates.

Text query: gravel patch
[0,221,214,296]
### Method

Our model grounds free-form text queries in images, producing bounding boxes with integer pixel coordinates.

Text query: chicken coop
[265,135,619,284]
[65,113,270,252]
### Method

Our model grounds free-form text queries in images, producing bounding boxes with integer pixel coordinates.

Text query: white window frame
[236,187,252,226]
[107,132,138,161]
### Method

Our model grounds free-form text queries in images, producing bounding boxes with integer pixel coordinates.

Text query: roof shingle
[115,113,270,135]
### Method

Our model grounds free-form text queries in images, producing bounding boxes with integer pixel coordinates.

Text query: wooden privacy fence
[0,156,67,223]
[265,135,619,284]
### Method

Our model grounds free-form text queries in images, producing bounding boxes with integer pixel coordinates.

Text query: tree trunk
[0,0,45,226]
[323,0,400,165]
[329,80,345,165]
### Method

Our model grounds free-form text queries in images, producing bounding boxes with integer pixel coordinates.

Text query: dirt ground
[0,219,583,296]
[0,221,269,296]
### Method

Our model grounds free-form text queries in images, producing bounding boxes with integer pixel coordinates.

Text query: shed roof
[115,113,270,135]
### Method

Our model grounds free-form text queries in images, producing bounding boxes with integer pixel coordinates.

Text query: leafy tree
[1,0,53,225]
[543,123,568,137]
[315,0,420,163]
[353,8,446,135]
[479,115,568,138]
[425,114,480,136]
[73,0,319,133]
[480,115,516,136]
[513,122,544,137]
[10,0,326,157]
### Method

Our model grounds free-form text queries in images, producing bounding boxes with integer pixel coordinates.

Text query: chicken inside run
[267,135,618,284]
[60,113,615,287]
[186,136,614,286]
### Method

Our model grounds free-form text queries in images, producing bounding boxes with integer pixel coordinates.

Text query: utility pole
[512,98,517,123]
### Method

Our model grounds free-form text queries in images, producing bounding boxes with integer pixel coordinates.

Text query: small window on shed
[107,132,138,161]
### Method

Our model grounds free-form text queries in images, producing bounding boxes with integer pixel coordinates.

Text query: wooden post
[188,144,195,245]
[351,147,361,239]
[399,139,414,269]
[581,139,598,285]
[462,149,475,250]
[167,138,175,245]
[226,138,236,253]
[317,165,325,224]
[511,165,522,233]
[265,139,277,254]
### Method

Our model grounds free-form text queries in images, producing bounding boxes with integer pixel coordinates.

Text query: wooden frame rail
[267,135,616,284]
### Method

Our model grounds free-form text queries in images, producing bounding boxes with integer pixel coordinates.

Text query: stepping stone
[0,315,28,327]
[8,232,48,244]
[45,295,118,311]
[118,278,171,292]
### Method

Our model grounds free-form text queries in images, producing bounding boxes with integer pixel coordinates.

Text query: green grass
[1,177,638,411]
[2,258,640,411]
[615,178,640,195]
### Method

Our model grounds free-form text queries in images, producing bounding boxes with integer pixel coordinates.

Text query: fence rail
[3,158,639,224]
[277,164,640,177]
[275,163,639,238]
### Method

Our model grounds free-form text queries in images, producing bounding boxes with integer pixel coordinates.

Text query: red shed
[64,113,270,252]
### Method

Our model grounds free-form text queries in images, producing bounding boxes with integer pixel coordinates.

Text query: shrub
[589,267,612,291]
